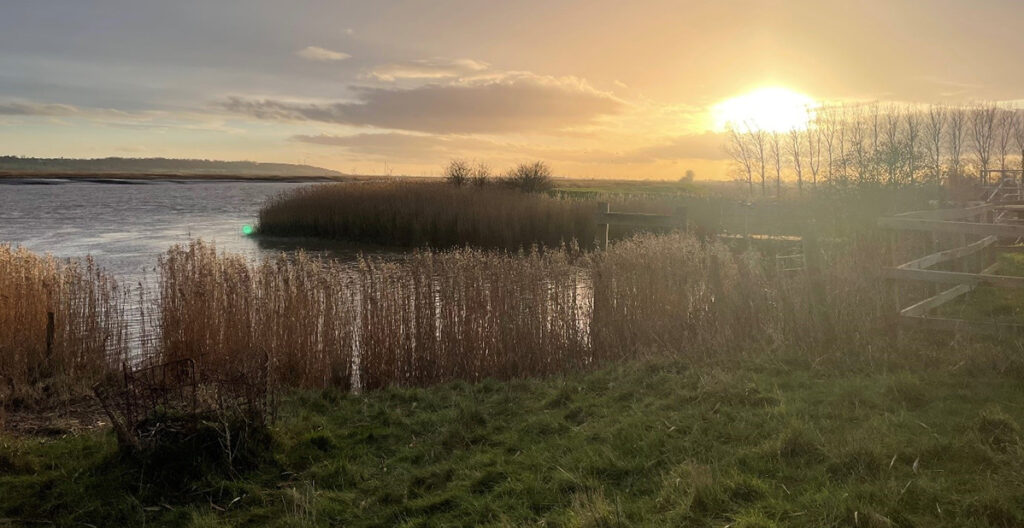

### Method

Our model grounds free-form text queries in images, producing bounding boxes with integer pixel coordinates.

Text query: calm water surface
[0,179,390,283]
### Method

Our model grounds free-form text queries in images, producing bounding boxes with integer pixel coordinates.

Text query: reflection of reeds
[257,182,599,250]
[0,244,127,406]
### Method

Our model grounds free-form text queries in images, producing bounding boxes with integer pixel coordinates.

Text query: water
[0,179,405,358]
[0,179,391,282]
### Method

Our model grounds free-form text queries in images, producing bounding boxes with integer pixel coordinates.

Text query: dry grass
[257,181,599,250]
[0,244,127,407]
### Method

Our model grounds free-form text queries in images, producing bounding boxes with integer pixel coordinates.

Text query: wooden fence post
[674,205,688,231]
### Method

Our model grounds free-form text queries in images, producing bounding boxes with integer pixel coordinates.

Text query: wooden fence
[879,197,1024,334]
[595,202,687,249]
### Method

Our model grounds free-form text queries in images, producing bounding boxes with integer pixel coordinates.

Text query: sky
[1,0,1023,179]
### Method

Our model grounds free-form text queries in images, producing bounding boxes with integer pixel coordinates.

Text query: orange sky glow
[1,0,1022,179]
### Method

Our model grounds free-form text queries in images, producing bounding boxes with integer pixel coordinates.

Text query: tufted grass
[4,357,1024,527]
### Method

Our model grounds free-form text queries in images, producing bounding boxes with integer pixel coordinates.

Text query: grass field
[3,357,1024,527]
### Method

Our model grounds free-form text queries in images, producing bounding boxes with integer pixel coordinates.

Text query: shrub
[470,162,491,186]
[443,159,472,186]
[502,161,554,193]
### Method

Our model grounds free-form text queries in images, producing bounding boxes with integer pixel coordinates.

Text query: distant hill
[0,156,344,177]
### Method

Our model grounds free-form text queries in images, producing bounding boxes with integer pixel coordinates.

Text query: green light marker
[242,224,254,235]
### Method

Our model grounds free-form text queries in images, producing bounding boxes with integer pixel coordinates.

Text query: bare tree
[1013,110,1024,187]
[788,127,804,194]
[836,105,849,184]
[869,103,882,183]
[948,106,967,185]
[820,105,839,186]
[882,105,903,186]
[726,126,755,195]
[924,105,947,185]
[769,131,783,197]
[969,103,998,184]
[995,106,1014,172]
[904,106,921,185]
[847,105,868,184]
[751,126,768,196]
[805,118,821,188]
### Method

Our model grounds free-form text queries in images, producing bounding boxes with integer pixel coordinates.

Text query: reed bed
[356,248,591,389]
[0,244,127,407]
[257,182,599,250]
[1,229,938,408]
[157,242,355,391]
[155,241,592,391]
[151,233,904,395]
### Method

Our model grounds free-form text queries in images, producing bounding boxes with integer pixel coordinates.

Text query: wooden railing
[596,202,687,249]
[879,201,1024,333]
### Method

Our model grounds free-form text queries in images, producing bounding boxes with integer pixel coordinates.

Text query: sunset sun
[712,86,818,132]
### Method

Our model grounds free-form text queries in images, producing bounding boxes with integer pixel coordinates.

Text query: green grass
[4,357,1024,527]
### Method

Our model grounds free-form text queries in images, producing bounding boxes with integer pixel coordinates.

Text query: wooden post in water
[45,311,55,359]
[598,202,610,250]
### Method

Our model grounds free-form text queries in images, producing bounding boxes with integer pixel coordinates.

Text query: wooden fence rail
[879,200,1024,334]
[596,202,687,249]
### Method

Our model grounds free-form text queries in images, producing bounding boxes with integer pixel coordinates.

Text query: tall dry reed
[153,232,905,396]
[257,182,598,250]
[357,248,590,389]
[1,224,957,411]
[157,241,355,391]
[592,232,900,364]
[0,244,127,406]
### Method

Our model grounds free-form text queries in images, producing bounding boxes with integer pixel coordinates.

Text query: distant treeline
[0,156,343,176]
[727,102,1024,196]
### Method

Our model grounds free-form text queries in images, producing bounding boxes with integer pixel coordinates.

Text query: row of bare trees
[727,102,1024,196]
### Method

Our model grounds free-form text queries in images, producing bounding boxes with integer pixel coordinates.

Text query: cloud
[291,132,501,161]
[0,101,79,116]
[367,58,490,82]
[296,46,351,62]
[221,73,625,134]
[599,132,728,163]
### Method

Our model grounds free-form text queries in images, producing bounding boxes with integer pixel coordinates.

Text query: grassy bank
[3,357,1024,527]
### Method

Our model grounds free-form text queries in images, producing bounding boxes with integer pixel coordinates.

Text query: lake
[0,179,394,283]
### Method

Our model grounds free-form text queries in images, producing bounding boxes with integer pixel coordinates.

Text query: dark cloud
[0,101,77,116]
[222,75,624,134]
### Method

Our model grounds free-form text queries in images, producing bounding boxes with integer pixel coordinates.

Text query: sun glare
[712,87,817,132]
